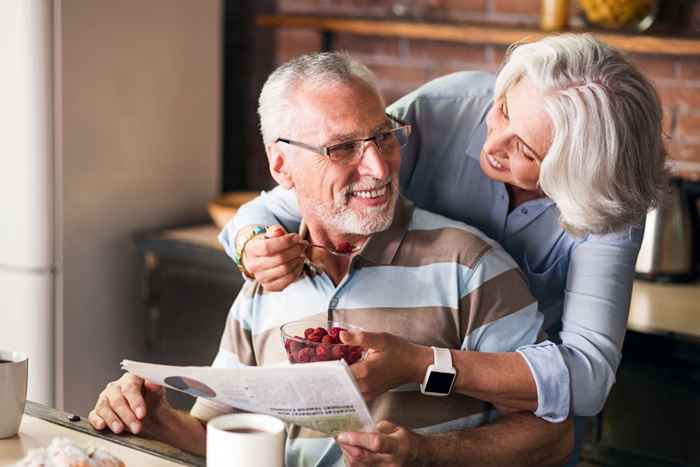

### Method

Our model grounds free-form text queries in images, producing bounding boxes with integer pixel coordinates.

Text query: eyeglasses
[275,114,412,165]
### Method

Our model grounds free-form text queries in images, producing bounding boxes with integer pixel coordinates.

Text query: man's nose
[357,141,390,180]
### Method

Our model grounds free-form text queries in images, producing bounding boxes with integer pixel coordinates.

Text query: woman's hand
[337,421,427,467]
[241,224,306,291]
[342,330,432,402]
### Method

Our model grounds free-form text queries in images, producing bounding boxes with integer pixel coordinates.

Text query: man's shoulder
[401,207,504,269]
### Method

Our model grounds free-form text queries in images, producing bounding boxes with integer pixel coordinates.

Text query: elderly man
[89,52,572,466]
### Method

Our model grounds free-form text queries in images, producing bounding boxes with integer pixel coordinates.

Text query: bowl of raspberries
[281,320,365,365]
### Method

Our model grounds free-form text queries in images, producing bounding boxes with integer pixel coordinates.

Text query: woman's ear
[266,144,294,189]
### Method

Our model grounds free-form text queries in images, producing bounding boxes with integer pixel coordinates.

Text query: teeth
[352,185,387,199]
[487,154,505,169]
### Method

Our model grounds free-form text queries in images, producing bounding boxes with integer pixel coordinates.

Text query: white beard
[308,175,398,236]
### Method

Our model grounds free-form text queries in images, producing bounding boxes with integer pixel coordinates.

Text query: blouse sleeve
[218,186,302,258]
[517,224,643,421]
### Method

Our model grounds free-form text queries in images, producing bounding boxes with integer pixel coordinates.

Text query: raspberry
[321,335,336,345]
[330,345,345,360]
[296,347,313,363]
[304,328,315,339]
[314,327,328,337]
[308,332,324,343]
[347,347,363,364]
[316,344,331,361]
[289,340,303,354]
[336,241,353,253]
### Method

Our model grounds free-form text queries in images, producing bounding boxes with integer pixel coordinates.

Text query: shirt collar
[357,196,414,266]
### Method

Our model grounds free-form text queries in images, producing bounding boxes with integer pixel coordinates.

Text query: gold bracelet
[234,225,267,279]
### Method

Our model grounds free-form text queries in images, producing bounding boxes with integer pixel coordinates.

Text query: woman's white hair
[258,51,381,145]
[495,34,667,235]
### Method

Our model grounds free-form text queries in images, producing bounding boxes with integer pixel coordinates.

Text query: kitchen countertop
[0,402,204,466]
[627,279,700,340]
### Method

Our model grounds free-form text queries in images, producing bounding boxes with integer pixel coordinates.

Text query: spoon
[303,241,360,257]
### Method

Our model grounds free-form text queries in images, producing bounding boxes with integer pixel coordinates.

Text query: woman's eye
[519,144,535,162]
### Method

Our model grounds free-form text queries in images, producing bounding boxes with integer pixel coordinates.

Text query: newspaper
[121,359,374,435]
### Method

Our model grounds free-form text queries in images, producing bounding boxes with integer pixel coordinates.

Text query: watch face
[424,371,455,394]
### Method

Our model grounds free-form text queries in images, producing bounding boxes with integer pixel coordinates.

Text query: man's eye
[328,142,358,158]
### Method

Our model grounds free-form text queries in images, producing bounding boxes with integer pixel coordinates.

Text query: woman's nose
[484,109,509,155]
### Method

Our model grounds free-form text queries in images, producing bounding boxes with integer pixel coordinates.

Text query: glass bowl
[280,319,365,364]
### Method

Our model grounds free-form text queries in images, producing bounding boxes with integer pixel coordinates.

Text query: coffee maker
[636,179,700,282]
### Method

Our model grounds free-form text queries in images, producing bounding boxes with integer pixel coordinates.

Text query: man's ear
[266,143,294,189]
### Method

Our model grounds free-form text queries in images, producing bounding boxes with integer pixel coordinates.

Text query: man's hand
[337,421,426,467]
[342,330,432,401]
[88,372,170,436]
[241,224,305,291]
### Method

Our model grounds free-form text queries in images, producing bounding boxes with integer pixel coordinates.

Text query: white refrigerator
[0,0,56,405]
[1,0,222,413]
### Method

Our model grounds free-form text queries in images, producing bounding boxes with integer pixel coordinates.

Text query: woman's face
[480,77,553,192]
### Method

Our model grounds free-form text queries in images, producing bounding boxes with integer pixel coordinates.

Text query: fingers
[245,233,303,264]
[243,232,306,288]
[340,444,372,467]
[95,390,126,434]
[340,330,386,350]
[122,377,148,421]
[106,385,142,434]
[88,409,106,431]
[375,420,399,435]
[93,374,146,435]
[264,224,286,238]
[144,380,165,396]
[336,431,397,454]
[253,256,305,291]
[348,361,376,401]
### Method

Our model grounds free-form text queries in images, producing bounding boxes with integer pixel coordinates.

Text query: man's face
[282,81,401,236]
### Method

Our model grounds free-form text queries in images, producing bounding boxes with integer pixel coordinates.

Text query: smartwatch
[420,347,456,397]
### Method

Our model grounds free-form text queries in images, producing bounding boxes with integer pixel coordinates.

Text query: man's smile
[347,180,391,206]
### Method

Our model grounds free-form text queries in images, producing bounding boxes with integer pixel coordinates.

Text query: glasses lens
[393,127,410,148]
[327,141,362,163]
[375,129,399,154]
[326,126,410,164]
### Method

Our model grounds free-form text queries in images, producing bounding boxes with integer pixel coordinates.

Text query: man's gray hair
[496,33,667,235]
[258,52,381,144]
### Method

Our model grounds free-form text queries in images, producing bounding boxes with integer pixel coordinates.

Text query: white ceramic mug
[0,350,28,439]
[207,413,286,467]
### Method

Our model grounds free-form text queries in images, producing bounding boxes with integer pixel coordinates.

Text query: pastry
[13,438,125,467]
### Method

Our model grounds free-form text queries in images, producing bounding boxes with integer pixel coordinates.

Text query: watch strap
[432,347,453,370]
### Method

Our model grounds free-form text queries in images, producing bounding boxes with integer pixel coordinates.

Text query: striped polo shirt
[191,196,542,467]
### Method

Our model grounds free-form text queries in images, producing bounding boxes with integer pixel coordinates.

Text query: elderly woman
[223,34,666,463]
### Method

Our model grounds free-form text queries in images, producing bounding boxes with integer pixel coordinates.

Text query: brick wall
[244,0,700,187]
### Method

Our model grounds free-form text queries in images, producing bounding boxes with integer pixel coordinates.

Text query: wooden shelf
[257,14,700,56]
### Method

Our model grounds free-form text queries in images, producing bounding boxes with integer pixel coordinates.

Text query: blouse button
[521,207,528,215]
